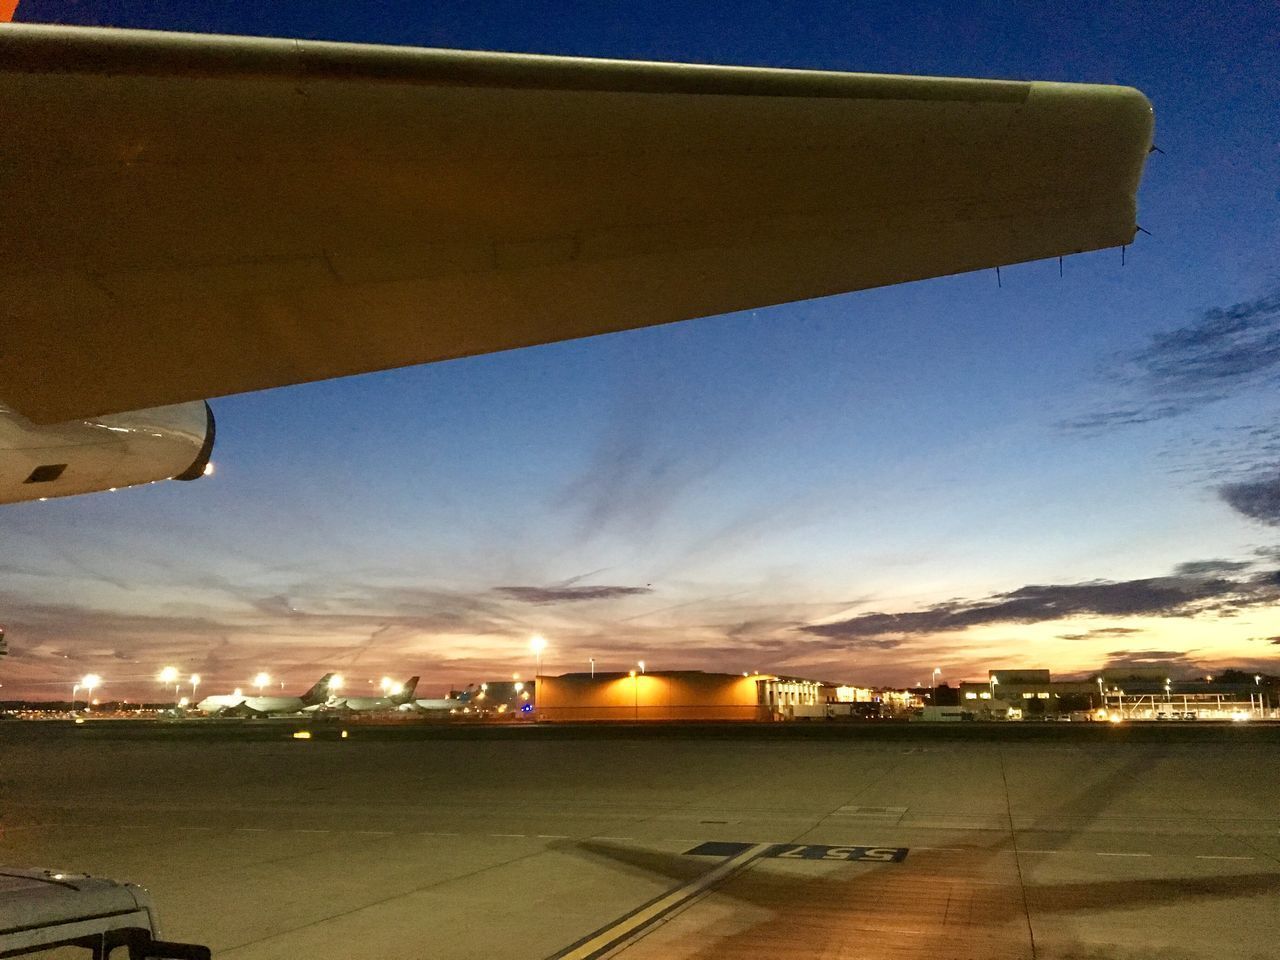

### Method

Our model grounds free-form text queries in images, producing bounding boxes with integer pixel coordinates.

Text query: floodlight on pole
[530,634,546,678]
[158,665,180,703]
[253,672,270,694]
[190,674,201,701]
[81,674,101,713]
[329,674,344,693]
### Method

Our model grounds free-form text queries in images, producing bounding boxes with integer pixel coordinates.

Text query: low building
[953,667,1274,720]
[533,670,823,722]
[959,670,1093,719]
[827,685,925,717]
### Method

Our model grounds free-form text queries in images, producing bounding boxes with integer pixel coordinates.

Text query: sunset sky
[2,0,1277,700]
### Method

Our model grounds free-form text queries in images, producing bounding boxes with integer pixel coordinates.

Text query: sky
[2,1,1278,700]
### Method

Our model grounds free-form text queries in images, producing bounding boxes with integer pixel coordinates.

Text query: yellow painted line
[551,843,772,960]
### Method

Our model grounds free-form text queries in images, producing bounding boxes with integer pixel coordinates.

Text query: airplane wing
[0,24,1153,424]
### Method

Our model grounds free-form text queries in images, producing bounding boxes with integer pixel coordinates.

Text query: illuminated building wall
[535,671,776,721]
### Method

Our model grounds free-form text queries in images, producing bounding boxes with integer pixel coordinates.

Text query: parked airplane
[413,698,467,714]
[197,674,335,717]
[329,677,420,712]
[0,24,1153,504]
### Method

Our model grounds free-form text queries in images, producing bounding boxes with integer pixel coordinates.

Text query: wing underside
[0,24,1153,423]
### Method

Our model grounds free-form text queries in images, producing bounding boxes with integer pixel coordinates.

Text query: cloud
[1062,285,1280,431]
[1056,627,1143,641]
[495,584,654,604]
[555,390,727,543]
[1219,474,1280,526]
[1173,559,1255,576]
[801,569,1280,639]
[1102,649,1204,675]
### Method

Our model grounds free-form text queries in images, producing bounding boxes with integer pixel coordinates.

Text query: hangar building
[534,670,823,722]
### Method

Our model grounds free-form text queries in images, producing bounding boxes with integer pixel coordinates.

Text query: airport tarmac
[2,723,1277,959]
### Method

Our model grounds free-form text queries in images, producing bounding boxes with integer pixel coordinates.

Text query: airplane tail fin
[391,676,419,704]
[301,673,335,706]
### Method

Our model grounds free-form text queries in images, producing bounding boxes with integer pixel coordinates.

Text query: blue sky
[2,0,1278,699]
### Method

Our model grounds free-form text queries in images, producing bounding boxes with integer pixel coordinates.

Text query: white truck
[0,867,209,959]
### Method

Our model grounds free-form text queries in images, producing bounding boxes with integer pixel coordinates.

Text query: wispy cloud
[1062,284,1280,431]
[1056,627,1144,641]
[1102,648,1204,675]
[555,391,726,543]
[496,584,654,604]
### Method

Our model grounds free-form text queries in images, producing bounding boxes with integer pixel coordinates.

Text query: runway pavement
[2,722,1277,959]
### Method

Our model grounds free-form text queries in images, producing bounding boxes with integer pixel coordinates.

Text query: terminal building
[533,670,824,722]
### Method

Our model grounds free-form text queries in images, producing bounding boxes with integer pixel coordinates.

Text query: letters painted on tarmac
[685,841,908,863]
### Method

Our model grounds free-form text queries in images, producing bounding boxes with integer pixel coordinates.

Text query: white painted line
[1196,855,1255,861]
[537,834,570,839]
[1096,852,1151,858]
[551,842,772,960]
[492,833,527,838]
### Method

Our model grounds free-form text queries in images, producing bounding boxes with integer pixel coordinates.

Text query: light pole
[158,666,179,705]
[71,681,80,713]
[989,674,999,715]
[589,657,595,678]
[629,669,638,720]
[81,674,101,713]
[1096,676,1104,713]
[190,674,201,703]
[530,634,546,678]
[932,667,941,701]
[638,660,646,675]
[1256,675,1264,716]
[253,672,270,696]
